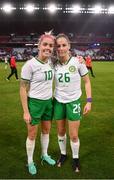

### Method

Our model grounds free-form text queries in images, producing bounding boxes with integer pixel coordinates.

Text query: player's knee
[28,136,35,141]
[58,128,66,136]
[42,128,50,134]
[70,135,78,142]
[28,132,36,140]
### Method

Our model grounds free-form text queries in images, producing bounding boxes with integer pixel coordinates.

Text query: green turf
[0,61,114,179]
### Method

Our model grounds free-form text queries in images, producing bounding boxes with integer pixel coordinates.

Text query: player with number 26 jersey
[54,56,88,103]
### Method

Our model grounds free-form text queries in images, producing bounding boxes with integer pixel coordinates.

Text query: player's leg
[14,68,19,79]
[41,120,56,165]
[41,98,56,165]
[67,99,81,172]
[53,99,67,167]
[56,120,67,167]
[68,121,80,172]
[26,97,43,175]
[90,67,95,77]
[26,124,38,175]
[7,67,14,80]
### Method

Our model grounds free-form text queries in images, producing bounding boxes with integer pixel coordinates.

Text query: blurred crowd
[0,46,114,61]
[0,47,38,61]
[0,33,114,61]
[72,47,114,61]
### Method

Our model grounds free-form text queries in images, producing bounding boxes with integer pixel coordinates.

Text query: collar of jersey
[59,56,72,65]
[35,56,48,64]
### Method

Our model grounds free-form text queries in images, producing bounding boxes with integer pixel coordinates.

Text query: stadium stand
[0,33,114,61]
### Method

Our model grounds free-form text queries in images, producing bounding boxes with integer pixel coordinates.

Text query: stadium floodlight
[108,6,114,14]
[25,4,35,13]
[2,4,15,13]
[93,5,102,14]
[71,5,81,13]
[25,43,33,46]
[47,4,58,14]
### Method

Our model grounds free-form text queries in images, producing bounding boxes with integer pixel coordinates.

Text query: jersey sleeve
[21,62,32,81]
[78,63,88,77]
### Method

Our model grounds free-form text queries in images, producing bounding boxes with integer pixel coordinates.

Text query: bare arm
[20,79,31,123]
[82,74,92,115]
[77,55,85,64]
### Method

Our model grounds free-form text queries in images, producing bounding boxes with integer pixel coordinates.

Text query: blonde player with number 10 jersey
[20,32,56,175]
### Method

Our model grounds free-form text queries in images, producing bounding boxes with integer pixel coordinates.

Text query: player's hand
[77,55,85,64]
[23,112,31,124]
[83,102,91,115]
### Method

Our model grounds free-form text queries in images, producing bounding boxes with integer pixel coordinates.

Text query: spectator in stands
[6,55,19,80]
[85,55,95,77]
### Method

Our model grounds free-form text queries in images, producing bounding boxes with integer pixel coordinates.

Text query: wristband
[87,98,92,102]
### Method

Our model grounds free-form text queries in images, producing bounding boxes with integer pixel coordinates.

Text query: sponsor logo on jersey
[69,66,76,73]
[36,68,42,71]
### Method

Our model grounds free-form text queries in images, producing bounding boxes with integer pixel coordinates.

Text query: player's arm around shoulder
[77,55,85,64]
[20,79,31,124]
[82,74,92,115]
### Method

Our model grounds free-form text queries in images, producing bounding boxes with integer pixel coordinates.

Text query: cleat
[6,78,9,81]
[41,155,56,166]
[28,162,37,175]
[72,158,80,173]
[57,154,67,167]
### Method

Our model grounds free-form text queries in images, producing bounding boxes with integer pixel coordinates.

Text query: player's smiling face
[38,37,54,61]
[56,37,70,59]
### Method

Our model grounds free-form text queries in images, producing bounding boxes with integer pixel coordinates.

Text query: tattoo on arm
[20,79,30,92]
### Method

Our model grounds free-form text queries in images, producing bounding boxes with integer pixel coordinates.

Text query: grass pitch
[0,61,114,179]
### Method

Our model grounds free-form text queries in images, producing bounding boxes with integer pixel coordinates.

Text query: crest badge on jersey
[69,66,76,73]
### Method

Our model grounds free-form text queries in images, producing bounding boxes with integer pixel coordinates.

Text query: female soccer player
[53,34,92,172]
[20,32,56,175]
